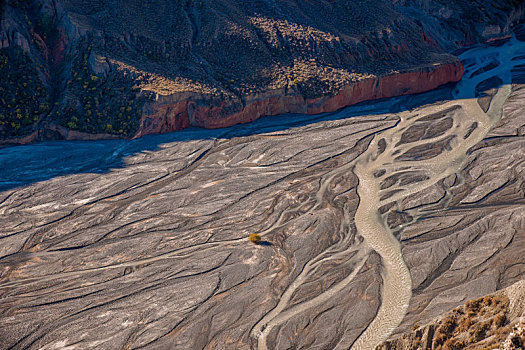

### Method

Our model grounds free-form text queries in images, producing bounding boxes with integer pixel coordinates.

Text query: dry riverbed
[0,32,524,350]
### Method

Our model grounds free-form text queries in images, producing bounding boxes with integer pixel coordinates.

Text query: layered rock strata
[0,0,523,143]
[137,61,463,136]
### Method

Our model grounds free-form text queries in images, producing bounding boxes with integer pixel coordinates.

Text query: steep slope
[378,280,525,350]
[0,0,523,143]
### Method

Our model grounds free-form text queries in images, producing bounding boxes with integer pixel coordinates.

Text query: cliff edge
[0,0,523,143]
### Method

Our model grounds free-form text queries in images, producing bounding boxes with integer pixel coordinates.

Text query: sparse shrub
[466,298,482,312]
[249,234,261,243]
[440,316,457,336]
[458,314,474,332]
[493,313,506,327]
[511,336,523,348]
[443,339,463,350]
[470,321,491,342]
[0,47,50,138]
[55,39,147,136]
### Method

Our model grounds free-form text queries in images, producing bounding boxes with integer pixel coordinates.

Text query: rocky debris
[0,0,524,142]
[378,280,525,350]
[500,321,525,350]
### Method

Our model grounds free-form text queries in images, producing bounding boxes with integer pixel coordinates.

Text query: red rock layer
[136,60,463,137]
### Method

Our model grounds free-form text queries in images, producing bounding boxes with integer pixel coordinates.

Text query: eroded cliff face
[137,60,463,136]
[0,0,523,143]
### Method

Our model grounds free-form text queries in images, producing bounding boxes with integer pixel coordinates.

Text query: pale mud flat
[0,36,525,350]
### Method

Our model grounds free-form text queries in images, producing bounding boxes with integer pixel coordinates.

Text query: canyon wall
[0,0,523,143]
[137,60,463,136]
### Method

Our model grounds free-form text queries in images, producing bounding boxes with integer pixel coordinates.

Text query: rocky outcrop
[137,60,463,136]
[377,280,525,350]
